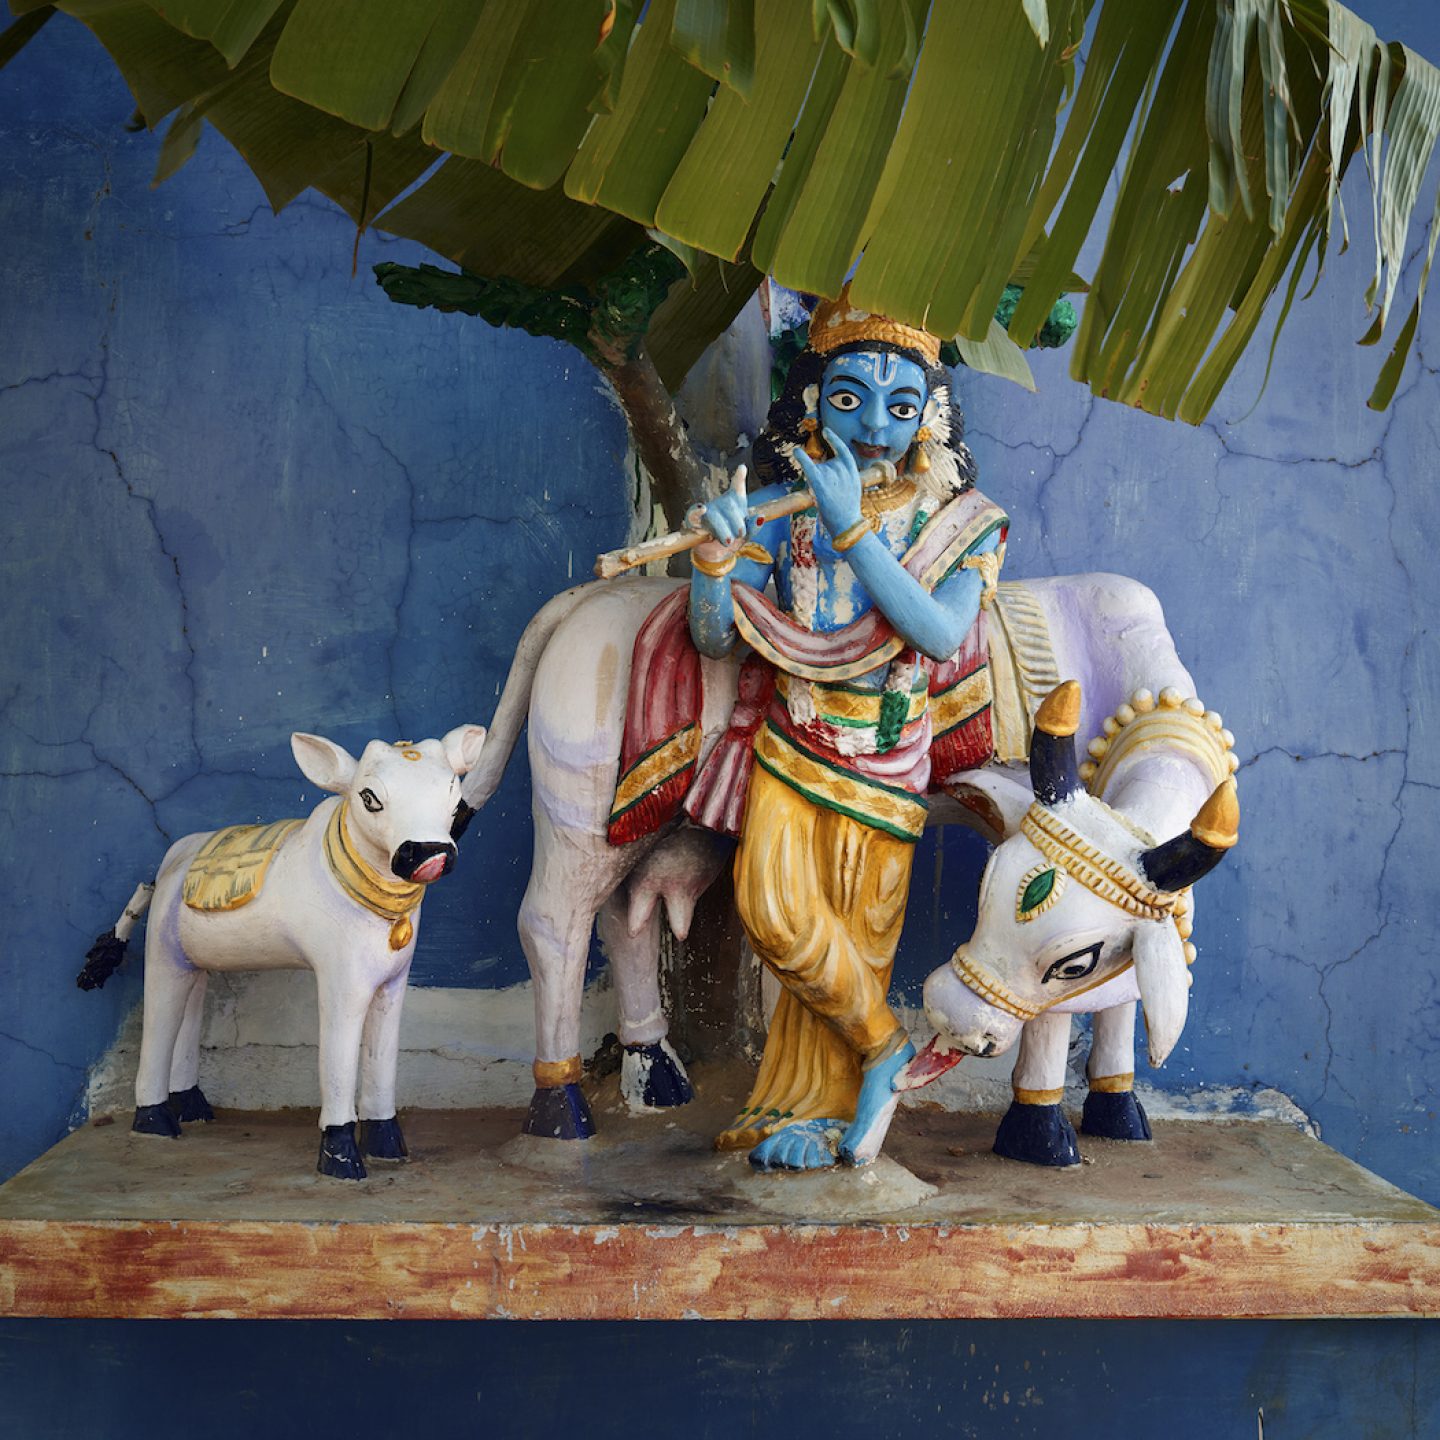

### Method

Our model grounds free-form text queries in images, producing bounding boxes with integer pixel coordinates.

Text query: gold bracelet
[692,550,737,579]
[832,518,872,552]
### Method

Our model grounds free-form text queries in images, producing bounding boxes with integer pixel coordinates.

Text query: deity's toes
[747,1118,844,1172]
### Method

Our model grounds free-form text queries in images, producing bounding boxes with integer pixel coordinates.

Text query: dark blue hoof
[133,1102,181,1138]
[524,1083,596,1140]
[1082,1089,1152,1141]
[360,1115,408,1160]
[624,1041,695,1109]
[168,1086,214,1123]
[317,1122,367,1180]
[993,1101,1080,1167]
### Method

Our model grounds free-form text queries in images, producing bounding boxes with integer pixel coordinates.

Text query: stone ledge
[1,1079,1434,1321]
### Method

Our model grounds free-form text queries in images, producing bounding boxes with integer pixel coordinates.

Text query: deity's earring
[910,426,933,474]
[801,414,827,461]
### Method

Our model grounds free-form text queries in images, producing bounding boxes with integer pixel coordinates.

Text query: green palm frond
[5,0,1439,413]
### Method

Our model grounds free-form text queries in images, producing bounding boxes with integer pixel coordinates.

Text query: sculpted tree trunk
[375,246,713,532]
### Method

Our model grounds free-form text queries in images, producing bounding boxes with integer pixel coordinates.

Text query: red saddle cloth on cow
[606,489,1006,845]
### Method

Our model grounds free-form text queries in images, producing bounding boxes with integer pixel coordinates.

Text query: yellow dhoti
[714,764,915,1150]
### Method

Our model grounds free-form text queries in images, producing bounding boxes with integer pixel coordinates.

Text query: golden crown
[808,284,942,367]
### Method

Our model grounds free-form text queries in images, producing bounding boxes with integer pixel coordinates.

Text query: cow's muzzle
[921,957,1025,1057]
[393,841,457,883]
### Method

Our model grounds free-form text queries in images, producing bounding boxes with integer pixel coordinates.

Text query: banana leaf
[7,0,1440,416]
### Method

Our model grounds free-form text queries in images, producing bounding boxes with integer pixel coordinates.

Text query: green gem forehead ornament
[1016,863,1067,923]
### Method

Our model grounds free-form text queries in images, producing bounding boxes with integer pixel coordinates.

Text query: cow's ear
[291,733,357,793]
[1133,919,1189,1067]
[441,724,487,776]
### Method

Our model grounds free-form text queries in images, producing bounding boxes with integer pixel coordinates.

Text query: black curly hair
[752,337,978,494]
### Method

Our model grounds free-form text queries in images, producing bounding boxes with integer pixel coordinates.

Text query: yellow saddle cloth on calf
[182,819,303,913]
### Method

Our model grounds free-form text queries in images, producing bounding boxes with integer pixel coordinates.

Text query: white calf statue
[460,572,1231,1159]
[881,679,1240,1167]
[79,725,487,1179]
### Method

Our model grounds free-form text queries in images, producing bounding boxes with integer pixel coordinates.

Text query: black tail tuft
[77,929,128,991]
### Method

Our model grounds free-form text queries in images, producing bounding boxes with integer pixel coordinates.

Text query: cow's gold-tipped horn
[1030,681,1084,806]
[1140,780,1241,892]
[1190,778,1239,850]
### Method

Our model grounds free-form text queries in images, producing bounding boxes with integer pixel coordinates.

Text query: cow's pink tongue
[413,854,449,884]
[893,1034,965,1092]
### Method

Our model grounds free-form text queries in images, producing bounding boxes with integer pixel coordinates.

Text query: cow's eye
[359,788,384,813]
[1042,942,1101,984]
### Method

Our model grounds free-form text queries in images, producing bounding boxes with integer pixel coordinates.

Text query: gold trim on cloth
[610,725,701,820]
[733,605,907,683]
[1088,1072,1135,1093]
[778,673,928,728]
[929,664,992,738]
[754,723,928,841]
[1020,805,1177,921]
[909,513,1007,591]
[182,819,303,913]
[323,802,425,951]
[987,582,1061,764]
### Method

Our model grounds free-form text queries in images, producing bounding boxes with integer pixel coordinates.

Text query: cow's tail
[459,582,600,817]
[76,881,155,991]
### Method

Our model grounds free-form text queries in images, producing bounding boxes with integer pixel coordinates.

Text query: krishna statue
[607,287,1008,1171]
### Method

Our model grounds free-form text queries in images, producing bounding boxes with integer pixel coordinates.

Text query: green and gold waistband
[776,672,928,730]
[754,722,928,841]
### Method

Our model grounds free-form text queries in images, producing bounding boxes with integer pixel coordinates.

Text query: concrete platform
[1,1070,1435,1320]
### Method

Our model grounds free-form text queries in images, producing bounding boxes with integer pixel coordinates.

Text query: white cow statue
[79,725,487,1179]
[871,678,1241,1167]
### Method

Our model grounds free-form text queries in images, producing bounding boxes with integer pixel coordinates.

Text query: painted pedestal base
[0,1072,1434,1321]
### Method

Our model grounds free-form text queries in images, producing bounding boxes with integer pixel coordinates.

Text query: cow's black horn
[1029,680,1084,806]
[1140,780,1240,892]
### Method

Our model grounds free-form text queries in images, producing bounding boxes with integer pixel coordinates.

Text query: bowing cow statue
[78,725,487,1179]
[861,679,1241,1168]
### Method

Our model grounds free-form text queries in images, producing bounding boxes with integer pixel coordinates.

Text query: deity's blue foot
[132,1102,181,1138]
[993,1101,1081,1167]
[317,1122,367,1180]
[748,1118,846,1171]
[839,1039,915,1166]
[622,1039,694,1110]
[524,1083,596,1140]
[360,1115,408,1160]
[1081,1088,1151,1142]
[168,1086,214,1123]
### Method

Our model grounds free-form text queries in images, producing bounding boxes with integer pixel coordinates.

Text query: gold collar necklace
[323,801,424,950]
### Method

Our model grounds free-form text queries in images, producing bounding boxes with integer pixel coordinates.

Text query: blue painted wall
[1,8,1436,1433]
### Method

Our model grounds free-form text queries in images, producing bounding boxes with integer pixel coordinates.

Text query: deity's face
[819,350,927,467]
